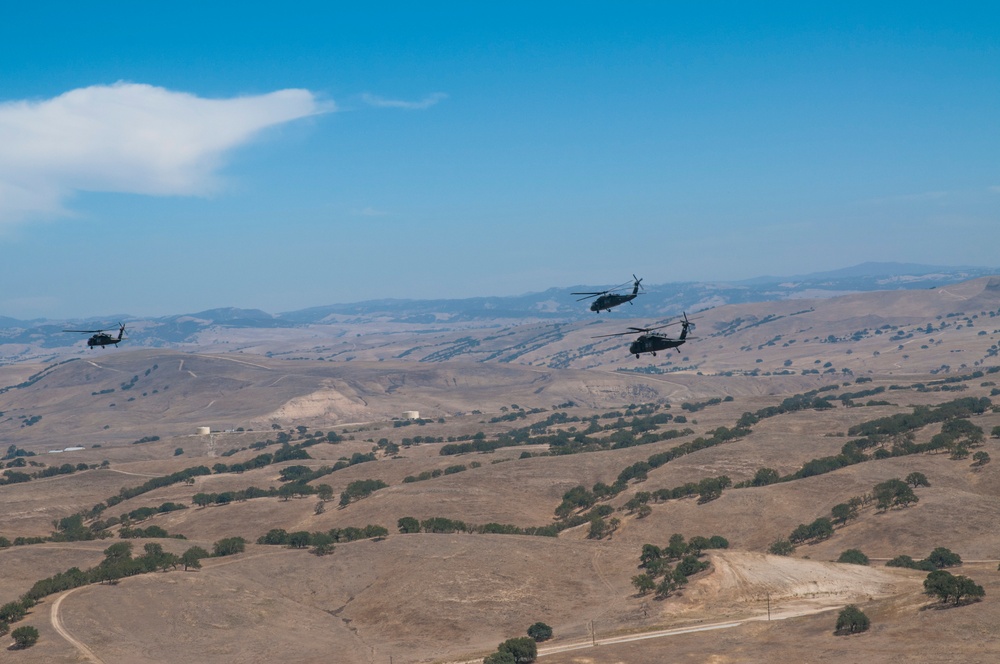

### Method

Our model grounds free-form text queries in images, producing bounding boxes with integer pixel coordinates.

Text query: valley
[2,278,1000,662]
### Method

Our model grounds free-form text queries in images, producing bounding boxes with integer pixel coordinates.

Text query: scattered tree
[212,537,246,557]
[11,624,39,649]
[769,540,794,556]
[885,554,936,572]
[837,549,870,565]
[180,546,210,571]
[497,636,537,663]
[925,570,985,605]
[873,478,918,511]
[288,531,311,549]
[527,621,553,642]
[835,605,870,634]
[831,502,858,525]
[926,547,962,569]
[397,516,420,534]
[310,532,335,556]
[631,573,656,596]
[750,467,780,487]
[952,575,986,604]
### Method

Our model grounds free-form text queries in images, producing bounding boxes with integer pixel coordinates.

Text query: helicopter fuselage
[629,321,691,357]
[87,334,122,348]
[629,333,687,356]
[591,292,637,312]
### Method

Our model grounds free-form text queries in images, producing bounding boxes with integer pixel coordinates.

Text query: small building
[197,426,211,435]
[64,446,85,452]
[402,410,420,420]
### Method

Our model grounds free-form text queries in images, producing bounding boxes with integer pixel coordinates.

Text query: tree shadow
[919,598,983,611]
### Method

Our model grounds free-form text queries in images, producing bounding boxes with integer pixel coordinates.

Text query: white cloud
[0,82,329,225]
[360,92,447,110]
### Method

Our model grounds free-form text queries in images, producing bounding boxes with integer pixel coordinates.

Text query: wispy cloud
[0,82,330,225]
[989,185,1000,194]
[360,92,447,110]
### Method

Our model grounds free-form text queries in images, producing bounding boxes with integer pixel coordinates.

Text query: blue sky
[1,3,998,319]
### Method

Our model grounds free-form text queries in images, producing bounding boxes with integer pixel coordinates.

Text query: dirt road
[51,587,106,664]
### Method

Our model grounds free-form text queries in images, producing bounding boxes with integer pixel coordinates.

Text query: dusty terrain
[2,278,999,662]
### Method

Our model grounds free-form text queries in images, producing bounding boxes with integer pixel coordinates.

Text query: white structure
[197,426,211,435]
[402,410,420,420]
[64,446,85,452]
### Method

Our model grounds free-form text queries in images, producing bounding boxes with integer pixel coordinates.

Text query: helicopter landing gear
[652,352,657,356]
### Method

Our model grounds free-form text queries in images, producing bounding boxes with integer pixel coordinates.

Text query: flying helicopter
[62,323,127,349]
[593,313,697,358]
[573,275,644,313]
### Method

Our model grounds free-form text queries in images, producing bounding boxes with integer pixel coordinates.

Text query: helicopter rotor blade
[592,331,635,339]
[608,279,635,293]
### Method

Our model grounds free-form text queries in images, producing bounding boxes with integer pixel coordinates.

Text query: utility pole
[590,620,596,646]
[767,592,771,621]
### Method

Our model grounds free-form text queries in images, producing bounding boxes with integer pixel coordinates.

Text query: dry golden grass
[2,279,1000,661]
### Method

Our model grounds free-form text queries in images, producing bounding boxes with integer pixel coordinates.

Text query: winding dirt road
[51,587,106,664]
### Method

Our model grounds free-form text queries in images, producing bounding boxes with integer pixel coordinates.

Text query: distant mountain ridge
[737,261,988,283]
[1,263,997,351]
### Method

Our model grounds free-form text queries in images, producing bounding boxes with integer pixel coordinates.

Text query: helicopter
[573,275,644,313]
[63,323,127,349]
[593,313,696,358]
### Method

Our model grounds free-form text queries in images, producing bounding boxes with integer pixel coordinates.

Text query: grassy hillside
[2,278,999,661]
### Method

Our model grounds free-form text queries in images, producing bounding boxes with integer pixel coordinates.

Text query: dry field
[2,278,1000,662]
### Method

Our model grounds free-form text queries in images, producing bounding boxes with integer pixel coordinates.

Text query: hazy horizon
[2,4,998,319]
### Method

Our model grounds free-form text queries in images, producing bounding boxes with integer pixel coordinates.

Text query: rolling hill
[1,276,999,662]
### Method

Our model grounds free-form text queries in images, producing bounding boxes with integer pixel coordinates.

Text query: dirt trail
[51,587,106,664]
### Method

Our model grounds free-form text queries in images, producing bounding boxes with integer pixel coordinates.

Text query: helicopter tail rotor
[631,274,644,296]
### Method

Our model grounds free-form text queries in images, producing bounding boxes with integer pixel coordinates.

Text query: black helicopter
[594,313,696,358]
[63,323,127,349]
[573,275,644,313]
